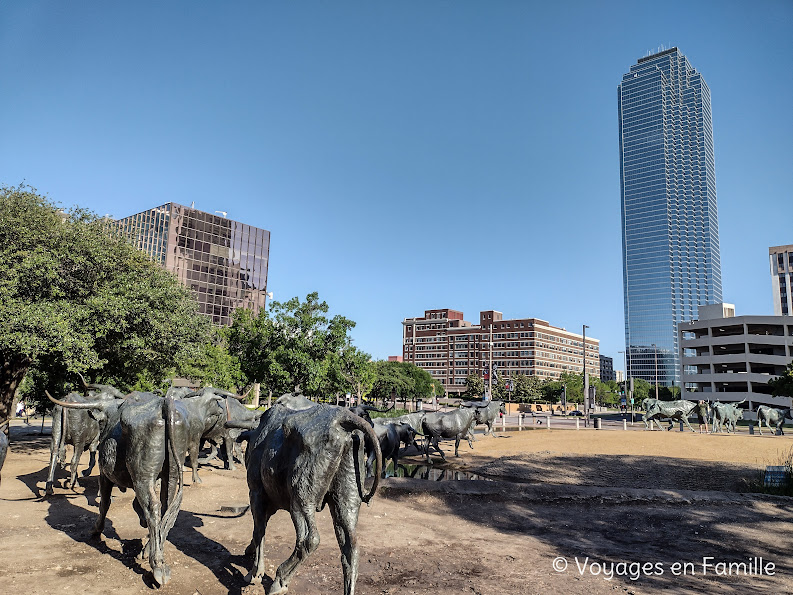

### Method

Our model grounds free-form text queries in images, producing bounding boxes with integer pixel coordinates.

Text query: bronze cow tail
[160,396,183,533]
[340,411,382,505]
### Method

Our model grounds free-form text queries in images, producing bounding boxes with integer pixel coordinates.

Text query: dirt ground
[1,421,792,595]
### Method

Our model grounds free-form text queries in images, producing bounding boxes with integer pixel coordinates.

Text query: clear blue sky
[2,1,791,372]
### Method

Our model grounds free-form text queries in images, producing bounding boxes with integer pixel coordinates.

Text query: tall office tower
[618,48,722,386]
[769,245,793,315]
[111,203,270,326]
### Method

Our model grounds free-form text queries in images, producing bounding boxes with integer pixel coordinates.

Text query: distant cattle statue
[756,405,792,436]
[48,391,188,587]
[420,406,486,461]
[462,400,506,437]
[228,403,381,595]
[644,400,698,432]
[710,400,745,434]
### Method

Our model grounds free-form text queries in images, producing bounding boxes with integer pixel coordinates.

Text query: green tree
[369,360,413,404]
[768,361,793,398]
[463,373,484,399]
[631,378,652,402]
[327,343,374,403]
[228,292,356,400]
[175,327,247,392]
[0,185,211,420]
[513,374,543,403]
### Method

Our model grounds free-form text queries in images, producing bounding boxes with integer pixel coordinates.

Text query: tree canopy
[227,292,359,399]
[0,185,212,420]
[769,361,793,399]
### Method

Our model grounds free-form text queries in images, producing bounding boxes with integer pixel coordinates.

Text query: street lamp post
[488,324,493,401]
[583,324,589,427]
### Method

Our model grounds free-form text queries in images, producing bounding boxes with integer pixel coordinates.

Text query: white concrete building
[679,303,793,410]
[770,244,793,316]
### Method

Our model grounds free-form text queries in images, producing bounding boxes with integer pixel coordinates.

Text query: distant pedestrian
[15,401,24,418]
[696,400,709,434]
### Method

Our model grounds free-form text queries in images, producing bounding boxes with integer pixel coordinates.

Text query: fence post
[576,417,580,430]
[623,419,627,431]
[502,415,506,431]
[519,414,523,431]
[546,415,551,429]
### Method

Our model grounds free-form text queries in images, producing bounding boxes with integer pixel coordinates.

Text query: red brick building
[402,309,599,395]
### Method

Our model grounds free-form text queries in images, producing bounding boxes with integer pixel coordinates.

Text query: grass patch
[370,409,411,419]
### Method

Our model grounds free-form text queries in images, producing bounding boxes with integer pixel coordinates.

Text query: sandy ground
[0,421,791,595]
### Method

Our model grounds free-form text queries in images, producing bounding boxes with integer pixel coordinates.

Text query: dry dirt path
[0,422,791,595]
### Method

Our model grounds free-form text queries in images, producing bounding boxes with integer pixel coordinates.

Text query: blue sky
[1,1,791,371]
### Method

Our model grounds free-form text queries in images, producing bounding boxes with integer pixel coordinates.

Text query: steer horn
[45,390,111,410]
[75,371,126,399]
[0,419,9,431]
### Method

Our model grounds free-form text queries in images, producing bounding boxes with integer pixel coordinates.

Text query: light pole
[488,323,493,401]
[618,349,633,423]
[652,343,659,400]
[583,324,589,427]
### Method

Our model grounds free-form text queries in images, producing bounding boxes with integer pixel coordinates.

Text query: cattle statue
[46,380,127,496]
[710,400,745,433]
[228,403,381,595]
[348,403,393,427]
[47,391,188,587]
[756,405,792,436]
[641,397,668,430]
[201,396,263,470]
[462,400,506,437]
[420,406,485,462]
[275,392,319,411]
[0,419,9,486]
[367,421,416,477]
[644,400,698,432]
[177,388,239,484]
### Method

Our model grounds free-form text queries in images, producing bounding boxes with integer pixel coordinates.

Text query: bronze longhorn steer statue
[228,403,382,595]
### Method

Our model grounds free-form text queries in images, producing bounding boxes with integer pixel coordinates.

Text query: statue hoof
[45,483,54,496]
[152,564,171,586]
[267,578,288,595]
[245,571,262,585]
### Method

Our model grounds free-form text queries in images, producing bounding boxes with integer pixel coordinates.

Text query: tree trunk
[0,353,31,423]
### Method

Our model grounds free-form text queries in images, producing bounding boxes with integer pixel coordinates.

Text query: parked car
[567,410,583,416]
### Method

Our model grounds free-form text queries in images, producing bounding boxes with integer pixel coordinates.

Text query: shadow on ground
[383,453,793,594]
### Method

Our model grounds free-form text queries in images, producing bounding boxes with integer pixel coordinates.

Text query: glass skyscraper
[111,203,270,326]
[618,48,722,386]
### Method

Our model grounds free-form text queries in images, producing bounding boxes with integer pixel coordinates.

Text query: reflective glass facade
[112,203,270,326]
[618,48,722,386]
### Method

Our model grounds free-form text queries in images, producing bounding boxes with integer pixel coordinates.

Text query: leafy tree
[492,376,509,401]
[593,378,620,406]
[323,342,374,404]
[228,292,356,400]
[463,373,484,398]
[0,185,211,420]
[369,360,413,404]
[768,361,793,398]
[631,378,652,402]
[513,374,543,403]
[658,385,681,401]
[175,327,247,392]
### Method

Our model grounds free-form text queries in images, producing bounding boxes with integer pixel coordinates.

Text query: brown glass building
[402,309,599,395]
[111,203,270,326]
